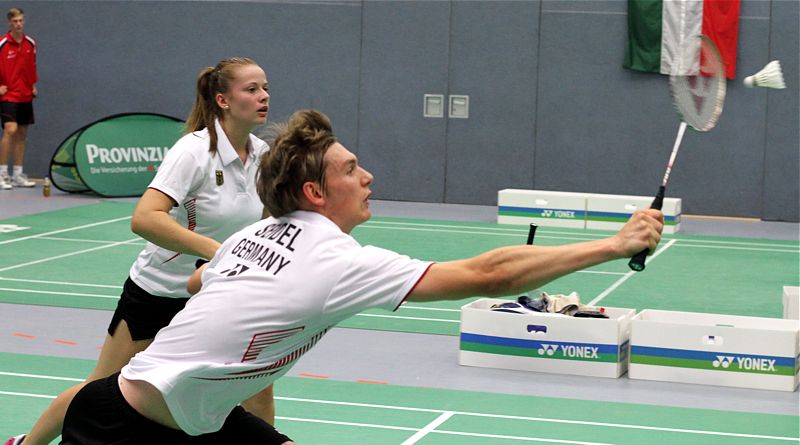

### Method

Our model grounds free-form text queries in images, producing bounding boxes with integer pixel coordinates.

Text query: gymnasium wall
[4,0,798,221]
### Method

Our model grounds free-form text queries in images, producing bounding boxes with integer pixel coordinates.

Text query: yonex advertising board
[459,298,634,378]
[49,113,184,197]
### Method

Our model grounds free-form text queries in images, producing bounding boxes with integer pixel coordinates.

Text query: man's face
[321,143,374,233]
[8,14,24,34]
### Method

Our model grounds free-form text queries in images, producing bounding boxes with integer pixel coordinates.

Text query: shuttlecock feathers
[744,60,785,89]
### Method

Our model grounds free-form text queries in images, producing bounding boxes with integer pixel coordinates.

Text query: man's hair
[257,109,336,217]
[7,8,23,20]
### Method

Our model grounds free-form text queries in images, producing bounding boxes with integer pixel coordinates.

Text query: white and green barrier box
[629,309,799,392]
[497,189,681,233]
[459,298,634,378]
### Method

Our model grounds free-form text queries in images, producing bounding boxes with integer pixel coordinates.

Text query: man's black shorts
[107,277,189,341]
[0,101,34,126]
[60,373,292,444]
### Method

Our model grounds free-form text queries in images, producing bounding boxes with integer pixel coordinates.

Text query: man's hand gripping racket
[629,35,726,271]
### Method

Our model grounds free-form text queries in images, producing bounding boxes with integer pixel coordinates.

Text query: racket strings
[670,36,726,132]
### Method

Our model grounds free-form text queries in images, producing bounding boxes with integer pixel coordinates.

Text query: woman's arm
[131,188,221,260]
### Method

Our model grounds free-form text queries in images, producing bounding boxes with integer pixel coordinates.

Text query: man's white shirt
[122,211,432,435]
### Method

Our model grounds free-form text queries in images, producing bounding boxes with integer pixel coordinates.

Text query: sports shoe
[4,434,26,445]
[11,173,35,188]
[0,173,11,190]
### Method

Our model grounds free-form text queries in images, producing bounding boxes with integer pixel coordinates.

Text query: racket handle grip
[526,223,538,245]
[628,186,665,272]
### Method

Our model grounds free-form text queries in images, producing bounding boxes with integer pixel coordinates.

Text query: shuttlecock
[744,60,785,89]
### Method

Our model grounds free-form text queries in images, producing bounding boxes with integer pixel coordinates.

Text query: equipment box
[585,194,681,234]
[497,189,586,229]
[459,298,634,378]
[629,310,799,391]
[784,286,799,320]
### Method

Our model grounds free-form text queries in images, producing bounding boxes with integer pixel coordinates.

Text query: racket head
[669,35,726,132]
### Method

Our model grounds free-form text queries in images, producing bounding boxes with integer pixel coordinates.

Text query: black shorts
[0,101,34,126]
[60,373,292,445]
[107,278,189,341]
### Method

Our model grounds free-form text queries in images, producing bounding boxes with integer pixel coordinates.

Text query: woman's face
[218,64,270,129]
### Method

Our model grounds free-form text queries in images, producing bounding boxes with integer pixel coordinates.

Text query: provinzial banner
[49,113,184,197]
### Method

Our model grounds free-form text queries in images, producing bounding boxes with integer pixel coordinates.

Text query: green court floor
[1,353,797,444]
[1,202,798,336]
[1,203,799,444]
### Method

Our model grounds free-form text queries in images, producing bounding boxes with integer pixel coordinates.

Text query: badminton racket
[629,35,726,271]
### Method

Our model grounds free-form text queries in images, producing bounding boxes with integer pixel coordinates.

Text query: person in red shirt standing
[0,7,36,190]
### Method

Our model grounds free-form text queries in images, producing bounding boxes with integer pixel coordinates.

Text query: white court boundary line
[0,216,132,245]
[360,224,603,243]
[277,396,798,443]
[354,313,459,323]
[2,215,794,321]
[0,381,795,442]
[401,411,454,445]
[587,239,677,307]
[37,236,146,245]
[0,277,122,289]
[362,220,799,250]
[362,223,798,253]
[0,287,119,299]
[0,237,141,273]
[358,221,800,253]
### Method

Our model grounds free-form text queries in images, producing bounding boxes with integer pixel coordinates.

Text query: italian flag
[624,0,741,79]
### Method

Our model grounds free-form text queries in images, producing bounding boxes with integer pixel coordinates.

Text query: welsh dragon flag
[624,0,740,79]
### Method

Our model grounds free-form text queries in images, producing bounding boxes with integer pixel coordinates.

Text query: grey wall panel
[667,13,770,218]
[444,1,538,205]
[535,8,678,197]
[3,0,797,220]
[762,0,799,222]
[4,0,361,181]
[536,4,775,218]
[357,1,450,202]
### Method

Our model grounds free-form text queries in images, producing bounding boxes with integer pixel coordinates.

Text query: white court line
[578,270,626,276]
[38,236,146,245]
[0,237,141,273]
[586,239,677,307]
[365,221,532,233]
[0,277,122,289]
[401,411,454,445]
[0,383,795,442]
[0,287,119,299]
[359,224,597,242]
[362,221,798,251]
[670,238,799,248]
[401,305,460,312]
[0,390,56,399]
[277,396,797,442]
[432,430,613,445]
[366,221,605,240]
[277,416,416,431]
[0,372,82,382]
[0,216,132,245]
[355,313,459,323]
[673,244,798,253]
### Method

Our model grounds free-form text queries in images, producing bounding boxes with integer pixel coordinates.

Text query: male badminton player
[59,109,664,444]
